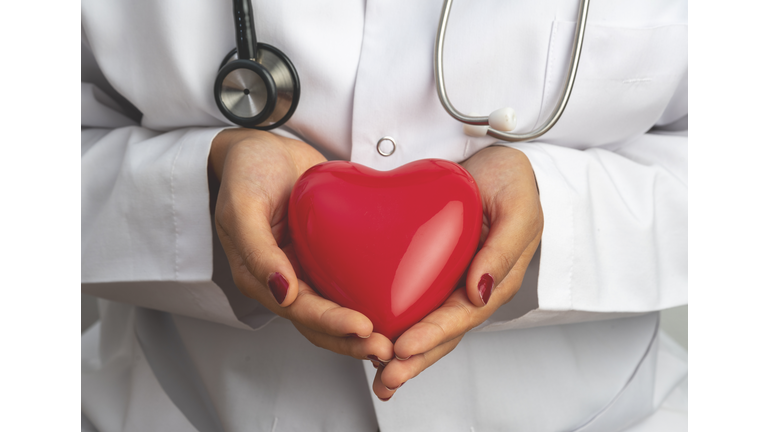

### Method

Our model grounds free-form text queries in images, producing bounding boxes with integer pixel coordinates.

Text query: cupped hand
[371,145,543,401]
[209,128,394,363]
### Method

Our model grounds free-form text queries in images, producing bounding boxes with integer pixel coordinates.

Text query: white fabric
[81,0,688,430]
[81,304,198,432]
[82,301,686,432]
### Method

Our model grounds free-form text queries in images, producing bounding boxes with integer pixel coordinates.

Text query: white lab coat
[81,0,688,431]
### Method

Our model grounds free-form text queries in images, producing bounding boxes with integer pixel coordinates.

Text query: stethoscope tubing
[434,0,591,142]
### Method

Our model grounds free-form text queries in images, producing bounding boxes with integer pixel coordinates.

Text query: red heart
[288,159,483,340]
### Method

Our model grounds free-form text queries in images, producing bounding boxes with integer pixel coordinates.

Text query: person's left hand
[370,145,544,401]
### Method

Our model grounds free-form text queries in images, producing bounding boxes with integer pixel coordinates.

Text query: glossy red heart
[288,159,483,340]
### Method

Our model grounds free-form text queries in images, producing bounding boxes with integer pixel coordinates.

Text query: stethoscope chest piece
[215,45,300,130]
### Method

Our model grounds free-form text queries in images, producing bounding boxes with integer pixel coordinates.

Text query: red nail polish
[379,396,392,402]
[478,273,494,305]
[268,272,289,304]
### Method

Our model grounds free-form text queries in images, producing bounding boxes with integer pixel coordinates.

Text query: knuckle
[447,301,473,324]
[423,321,448,341]
[242,247,268,279]
[214,201,236,233]
[286,289,313,320]
[500,251,517,272]
[409,354,431,380]
[487,245,516,273]
[294,288,313,303]
[318,305,344,329]
[442,296,483,331]
[448,302,476,333]
[524,204,544,232]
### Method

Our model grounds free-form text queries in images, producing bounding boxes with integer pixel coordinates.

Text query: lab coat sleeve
[81,125,273,330]
[81,124,219,284]
[81,34,263,330]
[479,130,687,332]
[470,23,689,331]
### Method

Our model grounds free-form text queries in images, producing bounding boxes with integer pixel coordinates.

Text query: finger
[393,288,477,360]
[397,233,544,361]
[372,364,394,401]
[373,335,463,401]
[292,321,394,361]
[285,279,375,338]
[465,193,543,307]
[216,196,299,308]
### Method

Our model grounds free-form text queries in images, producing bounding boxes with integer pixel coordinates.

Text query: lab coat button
[376,136,396,157]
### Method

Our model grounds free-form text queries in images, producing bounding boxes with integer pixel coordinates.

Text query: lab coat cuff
[477,142,596,330]
[503,142,576,311]
[482,137,687,331]
[170,127,227,281]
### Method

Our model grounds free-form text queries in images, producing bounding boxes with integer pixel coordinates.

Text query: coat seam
[170,135,186,281]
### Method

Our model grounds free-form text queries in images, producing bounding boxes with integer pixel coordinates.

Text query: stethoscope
[214,0,590,142]
[213,0,300,130]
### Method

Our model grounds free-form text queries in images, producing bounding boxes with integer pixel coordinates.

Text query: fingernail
[371,361,379,369]
[378,396,392,402]
[478,273,495,305]
[367,355,392,365]
[385,382,404,391]
[347,333,372,339]
[268,272,289,305]
[395,354,411,361]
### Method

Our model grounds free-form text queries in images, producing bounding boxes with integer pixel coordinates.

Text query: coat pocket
[537,21,687,148]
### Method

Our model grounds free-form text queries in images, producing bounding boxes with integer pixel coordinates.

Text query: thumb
[217,200,299,308]
[464,201,542,308]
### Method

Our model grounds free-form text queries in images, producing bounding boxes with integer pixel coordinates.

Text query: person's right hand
[209,128,394,364]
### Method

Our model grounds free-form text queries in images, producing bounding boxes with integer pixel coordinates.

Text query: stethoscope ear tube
[233,0,258,60]
[434,0,591,142]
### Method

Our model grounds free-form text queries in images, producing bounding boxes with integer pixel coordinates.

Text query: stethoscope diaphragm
[214,45,300,130]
